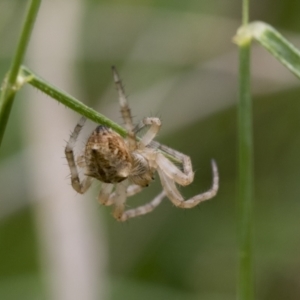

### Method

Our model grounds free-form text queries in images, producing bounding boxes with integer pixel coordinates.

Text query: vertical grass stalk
[237,0,254,299]
[0,0,41,146]
[238,43,254,300]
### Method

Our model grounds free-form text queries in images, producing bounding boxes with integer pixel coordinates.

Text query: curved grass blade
[234,21,300,79]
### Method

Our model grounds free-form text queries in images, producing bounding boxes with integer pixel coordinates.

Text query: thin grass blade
[234,21,300,79]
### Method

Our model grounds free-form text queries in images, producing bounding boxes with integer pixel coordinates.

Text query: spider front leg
[139,117,161,148]
[158,159,219,208]
[111,66,136,151]
[65,117,93,194]
[136,123,194,186]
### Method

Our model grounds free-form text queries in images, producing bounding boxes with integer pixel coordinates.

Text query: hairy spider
[65,67,219,221]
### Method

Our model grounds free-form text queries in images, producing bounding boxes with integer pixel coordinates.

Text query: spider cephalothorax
[65,67,219,221]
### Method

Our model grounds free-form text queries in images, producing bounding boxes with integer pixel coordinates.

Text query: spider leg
[98,181,165,221]
[135,125,194,186]
[65,117,93,193]
[98,183,114,205]
[97,182,131,220]
[111,66,136,151]
[134,118,162,147]
[119,190,166,221]
[157,160,219,208]
[126,184,143,196]
[99,183,143,206]
[112,183,128,221]
[139,117,161,148]
[156,152,194,186]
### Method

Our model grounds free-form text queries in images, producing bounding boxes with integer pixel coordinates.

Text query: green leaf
[234,21,300,79]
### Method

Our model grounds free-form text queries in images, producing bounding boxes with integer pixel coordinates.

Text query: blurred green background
[1,0,300,299]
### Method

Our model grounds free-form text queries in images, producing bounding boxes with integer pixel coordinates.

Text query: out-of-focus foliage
[1,0,300,299]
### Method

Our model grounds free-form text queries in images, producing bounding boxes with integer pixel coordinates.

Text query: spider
[65,67,219,221]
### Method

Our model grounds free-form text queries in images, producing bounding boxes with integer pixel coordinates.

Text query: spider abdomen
[84,126,132,183]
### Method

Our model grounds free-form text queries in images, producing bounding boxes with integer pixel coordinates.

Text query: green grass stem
[19,66,180,163]
[237,0,254,299]
[0,0,41,146]
[21,66,127,137]
[237,43,254,300]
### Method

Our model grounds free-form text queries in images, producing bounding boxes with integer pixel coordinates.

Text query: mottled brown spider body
[84,125,132,183]
[83,125,155,188]
[65,67,219,221]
